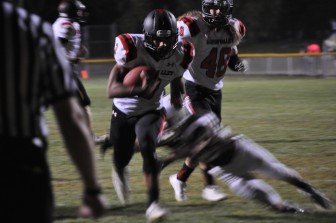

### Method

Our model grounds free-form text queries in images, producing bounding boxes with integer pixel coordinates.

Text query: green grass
[45,76,336,223]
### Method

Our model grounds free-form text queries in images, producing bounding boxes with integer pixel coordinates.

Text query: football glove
[234,59,249,72]
[228,54,248,72]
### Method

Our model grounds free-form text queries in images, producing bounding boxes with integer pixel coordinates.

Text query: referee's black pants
[0,137,53,223]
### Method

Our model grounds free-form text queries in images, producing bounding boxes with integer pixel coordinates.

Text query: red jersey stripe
[180,39,194,69]
[118,34,137,62]
[179,16,200,37]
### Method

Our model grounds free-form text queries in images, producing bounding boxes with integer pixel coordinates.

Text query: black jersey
[0,2,76,138]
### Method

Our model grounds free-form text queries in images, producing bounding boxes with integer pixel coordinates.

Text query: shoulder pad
[178,16,201,37]
[230,18,246,37]
[115,34,137,63]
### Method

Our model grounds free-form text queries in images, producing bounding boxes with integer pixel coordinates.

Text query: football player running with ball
[169,0,248,203]
[107,9,194,223]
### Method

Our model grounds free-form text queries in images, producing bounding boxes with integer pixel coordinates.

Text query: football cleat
[94,134,107,145]
[169,174,187,202]
[145,201,169,223]
[308,187,332,209]
[99,136,112,157]
[202,185,228,202]
[279,200,307,214]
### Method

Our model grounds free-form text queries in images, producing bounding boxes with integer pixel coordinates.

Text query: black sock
[148,186,159,207]
[202,168,214,186]
[177,163,194,182]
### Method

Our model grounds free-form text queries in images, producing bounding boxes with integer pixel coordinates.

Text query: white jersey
[161,94,195,125]
[177,16,245,90]
[159,94,232,147]
[52,17,81,59]
[113,33,194,116]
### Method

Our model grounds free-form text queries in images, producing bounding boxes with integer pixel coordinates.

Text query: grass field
[46,75,336,223]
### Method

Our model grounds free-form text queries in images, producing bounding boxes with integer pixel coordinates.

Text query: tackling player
[169,0,248,203]
[107,9,194,223]
[159,95,332,213]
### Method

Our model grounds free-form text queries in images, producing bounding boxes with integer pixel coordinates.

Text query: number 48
[200,47,232,78]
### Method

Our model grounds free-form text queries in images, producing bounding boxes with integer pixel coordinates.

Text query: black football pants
[109,105,165,174]
[185,80,222,121]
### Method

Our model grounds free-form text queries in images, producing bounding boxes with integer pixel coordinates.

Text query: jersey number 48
[200,47,232,78]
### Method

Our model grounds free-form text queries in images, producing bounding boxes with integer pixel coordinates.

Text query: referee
[0,1,107,222]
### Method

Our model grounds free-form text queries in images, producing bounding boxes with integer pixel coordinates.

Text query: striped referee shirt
[0,2,77,139]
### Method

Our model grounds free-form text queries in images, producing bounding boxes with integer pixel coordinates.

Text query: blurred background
[36,0,336,76]
[41,0,336,56]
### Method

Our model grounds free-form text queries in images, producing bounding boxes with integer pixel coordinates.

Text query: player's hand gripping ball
[123,66,160,99]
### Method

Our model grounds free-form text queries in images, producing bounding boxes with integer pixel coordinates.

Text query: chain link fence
[80,25,336,77]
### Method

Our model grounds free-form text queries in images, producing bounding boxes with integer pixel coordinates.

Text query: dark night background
[39,0,336,53]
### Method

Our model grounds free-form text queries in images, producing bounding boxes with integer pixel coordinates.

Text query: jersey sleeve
[54,21,76,40]
[177,16,200,40]
[174,39,195,73]
[114,33,138,66]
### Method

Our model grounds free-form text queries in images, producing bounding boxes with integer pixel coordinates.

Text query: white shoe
[202,185,228,202]
[112,166,130,206]
[94,134,107,145]
[169,174,187,202]
[145,201,169,223]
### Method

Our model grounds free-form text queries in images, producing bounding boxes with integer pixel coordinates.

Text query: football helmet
[143,9,178,60]
[58,0,89,23]
[202,0,233,27]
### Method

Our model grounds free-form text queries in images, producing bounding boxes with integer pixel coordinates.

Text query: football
[123,65,152,89]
